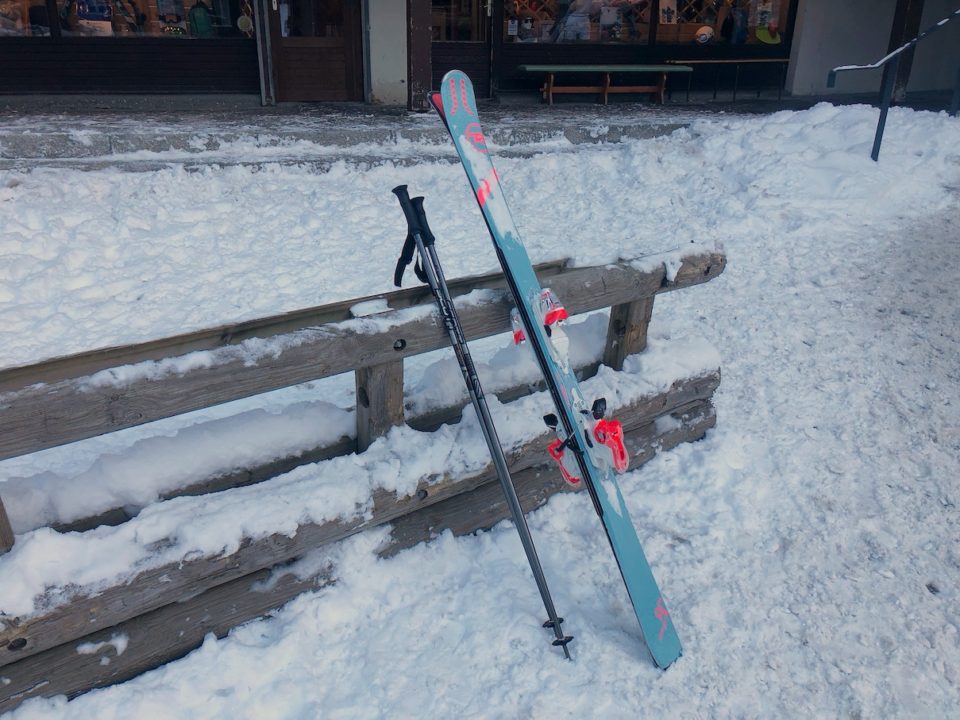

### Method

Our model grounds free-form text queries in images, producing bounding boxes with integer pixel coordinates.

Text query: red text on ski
[464,122,488,154]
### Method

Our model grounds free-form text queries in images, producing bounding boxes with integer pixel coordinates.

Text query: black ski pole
[392,185,573,659]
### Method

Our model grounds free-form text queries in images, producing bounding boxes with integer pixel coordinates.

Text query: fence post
[0,495,13,555]
[355,361,405,452]
[603,297,655,371]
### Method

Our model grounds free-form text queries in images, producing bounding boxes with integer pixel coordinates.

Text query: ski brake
[544,398,628,487]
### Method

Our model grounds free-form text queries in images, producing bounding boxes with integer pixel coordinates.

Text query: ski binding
[544,398,629,487]
[511,288,571,371]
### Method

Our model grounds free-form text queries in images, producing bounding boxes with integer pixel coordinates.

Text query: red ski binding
[511,288,569,346]
[544,414,581,487]
[548,437,581,486]
[589,398,629,473]
[593,418,628,473]
[511,307,526,344]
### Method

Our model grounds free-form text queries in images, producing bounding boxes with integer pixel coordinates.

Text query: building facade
[0,0,955,104]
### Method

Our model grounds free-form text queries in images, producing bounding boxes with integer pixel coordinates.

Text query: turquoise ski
[430,70,682,668]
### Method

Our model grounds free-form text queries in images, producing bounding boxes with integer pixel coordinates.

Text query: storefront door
[267,0,363,101]
[431,0,492,97]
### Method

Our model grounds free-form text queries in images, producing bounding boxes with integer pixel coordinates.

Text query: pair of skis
[392,70,681,669]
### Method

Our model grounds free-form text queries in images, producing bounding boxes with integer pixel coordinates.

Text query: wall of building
[366,0,408,104]
[787,0,959,97]
[907,0,959,91]
[787,0,897,95]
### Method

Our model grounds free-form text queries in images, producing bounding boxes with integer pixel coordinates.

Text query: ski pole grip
[392,185,425,237]
[411,197,436,248]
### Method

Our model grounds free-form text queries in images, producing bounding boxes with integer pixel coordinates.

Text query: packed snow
[2,102,960,718]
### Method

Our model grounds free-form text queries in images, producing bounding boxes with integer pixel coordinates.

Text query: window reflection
[504,0,651,44]
[278,0,343,38]
[1,0,52,35]
[657,0,787,45]
[432,0,488,42]
[54,0,255,37]
[502,0,789,45]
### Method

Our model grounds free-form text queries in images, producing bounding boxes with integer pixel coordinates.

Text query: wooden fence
[0,248,724,711]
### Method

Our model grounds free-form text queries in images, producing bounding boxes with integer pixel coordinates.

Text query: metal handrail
[827,7,960,160]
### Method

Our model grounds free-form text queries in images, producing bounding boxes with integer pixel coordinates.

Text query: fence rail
[0,248,725,711]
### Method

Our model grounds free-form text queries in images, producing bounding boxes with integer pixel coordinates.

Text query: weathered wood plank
[0,398,714,712]
[0,497,13,556]
[603,297,655,371]
[50,359,711,537]
[404,360,603,436]
[52,361,603,537]
[0,565,332,713]
[0,251,725,462]
[0,260,569,393]
[355,361,405,452]
[53,437,357,535]
[0,370,720,668]
[385,398,716,556]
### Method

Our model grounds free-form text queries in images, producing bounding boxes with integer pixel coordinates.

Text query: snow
[2,101,960,718]
[0,334,716,617]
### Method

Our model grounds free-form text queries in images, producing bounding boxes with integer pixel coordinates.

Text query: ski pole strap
[393,232,428,287]
[391,185,429,287]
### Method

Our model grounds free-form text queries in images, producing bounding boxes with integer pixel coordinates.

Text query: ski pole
[392,185,573,659]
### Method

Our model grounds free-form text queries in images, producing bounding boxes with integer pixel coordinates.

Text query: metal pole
[392,186,573,658]
[872,54,901,162]
[951,62,960,117]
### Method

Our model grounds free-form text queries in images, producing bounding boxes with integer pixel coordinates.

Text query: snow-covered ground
[2,103,960,718]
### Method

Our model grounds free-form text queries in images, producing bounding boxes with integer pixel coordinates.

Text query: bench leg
[657,72,667,104]
[546,72,554,105]
[602,72,610,105]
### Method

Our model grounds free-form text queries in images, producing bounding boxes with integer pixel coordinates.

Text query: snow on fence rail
[0,247,724,711]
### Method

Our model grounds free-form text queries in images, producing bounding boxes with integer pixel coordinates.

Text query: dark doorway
[431,0,491,97]
[268,0,363,101]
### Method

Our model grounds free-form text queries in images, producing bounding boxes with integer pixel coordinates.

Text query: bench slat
[519,64,692,73]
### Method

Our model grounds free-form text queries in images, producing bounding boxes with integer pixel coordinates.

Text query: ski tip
[428,91,444,118]
[440,69,469,84]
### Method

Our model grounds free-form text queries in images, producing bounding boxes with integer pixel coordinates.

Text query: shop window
[503,0,788,46]
[278,0,342,38]
[1,0,52,35]
[504,0,651,44]
[432,0,489,42]
[56,0,255,37]
[656,0,787,46]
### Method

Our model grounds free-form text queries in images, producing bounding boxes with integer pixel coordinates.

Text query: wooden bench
[518,64,693,105]
[666,58,790,102]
